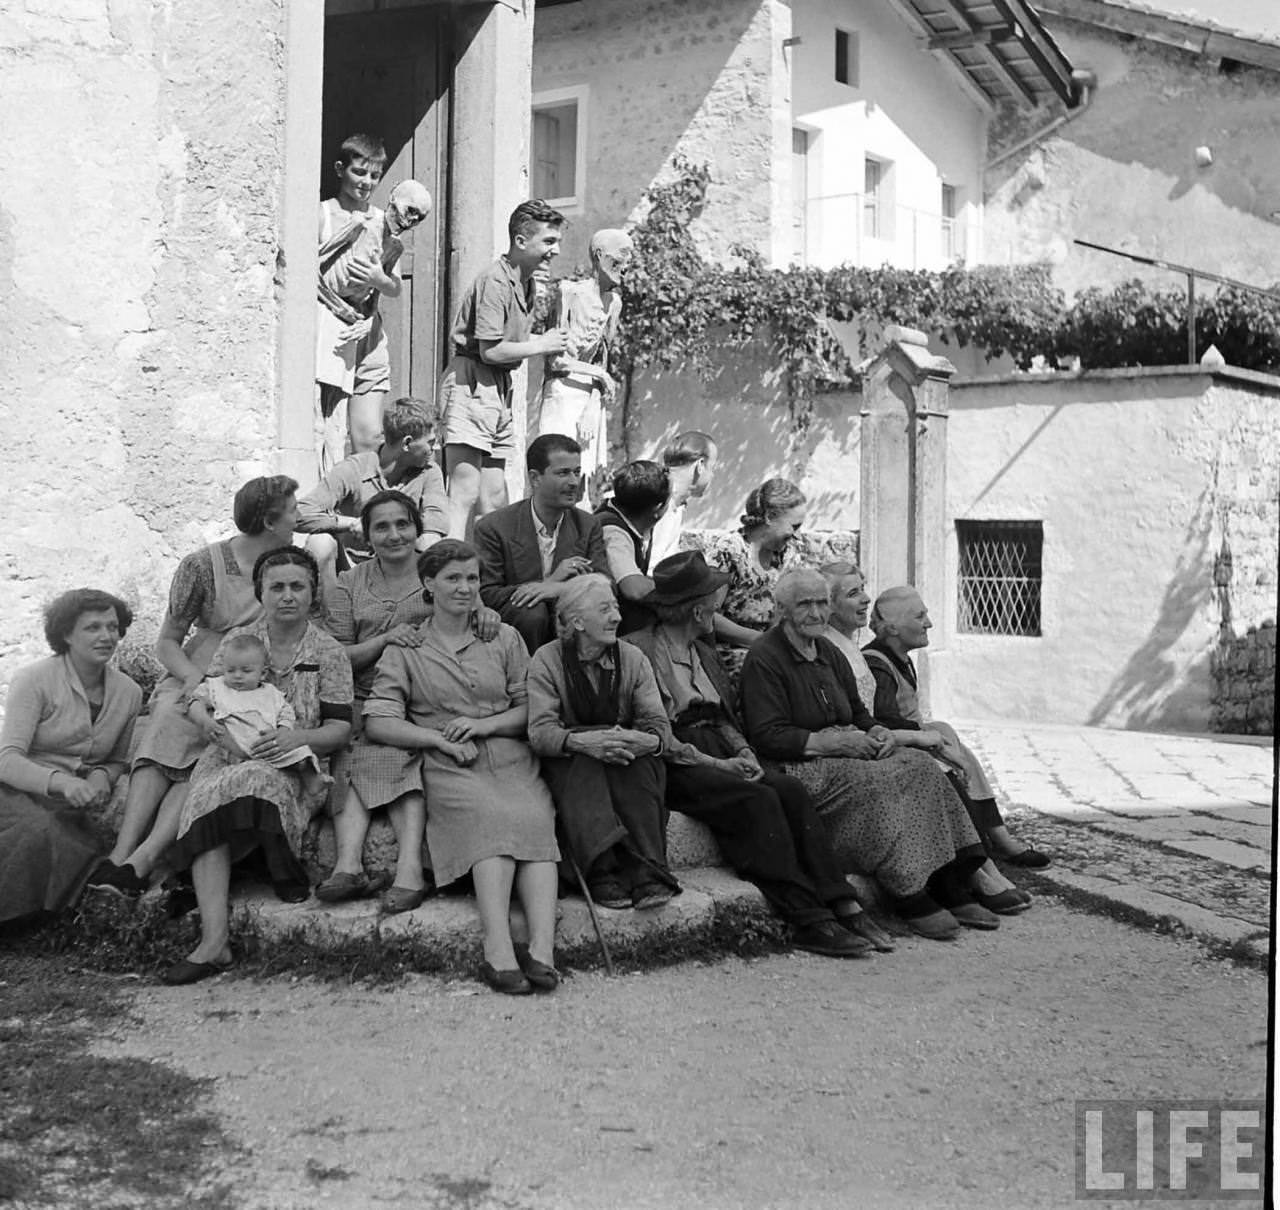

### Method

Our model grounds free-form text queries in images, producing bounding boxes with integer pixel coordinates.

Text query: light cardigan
[0,655,143,798]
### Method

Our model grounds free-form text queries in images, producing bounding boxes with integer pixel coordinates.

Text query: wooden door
[322,9,450,403]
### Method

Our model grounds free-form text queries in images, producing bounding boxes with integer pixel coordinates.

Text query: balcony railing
[791,191,982,271]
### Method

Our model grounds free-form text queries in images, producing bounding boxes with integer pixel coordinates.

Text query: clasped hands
[572,726,659,766]
[509,557,594,609]
[52,769,112,808]
[716,748,764,782]
[818,724,896,760]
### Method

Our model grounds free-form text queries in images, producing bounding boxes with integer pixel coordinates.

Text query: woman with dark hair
[362,540,560,995]
[700,477,820,673]
[0,590,142,922]
[161,547,353,985]
[317,490,498,911]
[91,475,299,897]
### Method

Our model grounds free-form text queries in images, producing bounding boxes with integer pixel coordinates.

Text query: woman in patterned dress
[740,568,1001,941]
[699,478,819,677]
[161,548,353,985]
[317,490,498,912]
[363,540,560,995]
[91,476,299,897]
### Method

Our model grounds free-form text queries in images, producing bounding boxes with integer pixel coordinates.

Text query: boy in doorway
[440,199,569,537]
[316,132,432,471]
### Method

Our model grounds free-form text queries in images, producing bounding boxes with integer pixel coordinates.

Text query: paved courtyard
[961,720,1274,959]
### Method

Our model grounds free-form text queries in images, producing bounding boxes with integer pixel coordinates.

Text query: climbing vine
[612,158,1280,426]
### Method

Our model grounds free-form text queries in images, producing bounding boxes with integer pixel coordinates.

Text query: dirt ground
[96,898,1268,1210]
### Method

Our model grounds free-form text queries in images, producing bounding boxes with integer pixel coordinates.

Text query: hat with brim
[643,550,731,607]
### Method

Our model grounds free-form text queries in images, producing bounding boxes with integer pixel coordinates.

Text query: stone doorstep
[1159,837,1270,872]
[234,865,883,960]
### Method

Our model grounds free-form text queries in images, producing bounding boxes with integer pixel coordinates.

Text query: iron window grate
[956,520,1043,636]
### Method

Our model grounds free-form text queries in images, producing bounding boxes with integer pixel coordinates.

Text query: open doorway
[321,5,452,403]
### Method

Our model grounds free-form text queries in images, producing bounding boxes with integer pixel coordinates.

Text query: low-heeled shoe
[974,888,1031,916]
[588,879,632,910]
[1000,847,1051,869]
[632,882,677,911]
[161,958,232,986]
[905,908,960,940]
[792,920,873,958]
[381,885,427,915]
[478,961,533,995]
[840,912,897,952]
[514,943,560,991]
[950,902,1001,930]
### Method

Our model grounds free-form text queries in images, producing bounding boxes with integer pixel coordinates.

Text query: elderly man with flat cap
[536,228,634,506]
[624,551,894,958]
[865,586,1050,875]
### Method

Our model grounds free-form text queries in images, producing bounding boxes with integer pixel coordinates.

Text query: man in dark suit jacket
[474,433,611,652]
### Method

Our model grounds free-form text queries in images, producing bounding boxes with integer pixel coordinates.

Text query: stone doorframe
[274,0,535,491]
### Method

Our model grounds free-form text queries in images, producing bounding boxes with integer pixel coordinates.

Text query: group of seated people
[0,401,1048,996]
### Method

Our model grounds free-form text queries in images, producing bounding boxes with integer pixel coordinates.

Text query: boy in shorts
[316,132,432,471]
[440,199,569,536]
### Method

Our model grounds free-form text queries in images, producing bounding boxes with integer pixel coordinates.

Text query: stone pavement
[959,720,1275,963]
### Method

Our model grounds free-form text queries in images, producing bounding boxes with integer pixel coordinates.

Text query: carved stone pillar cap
[884,324,929,348]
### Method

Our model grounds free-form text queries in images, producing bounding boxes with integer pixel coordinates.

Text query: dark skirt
[0,789,101,923]
[540,751,677,888]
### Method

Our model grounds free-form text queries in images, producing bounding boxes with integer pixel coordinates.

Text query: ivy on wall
[613,158,1280,423]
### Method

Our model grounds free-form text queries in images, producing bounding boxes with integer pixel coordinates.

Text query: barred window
[956,520,1043,636]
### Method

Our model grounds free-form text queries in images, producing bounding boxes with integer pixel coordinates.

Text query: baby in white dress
[188,633,329,796]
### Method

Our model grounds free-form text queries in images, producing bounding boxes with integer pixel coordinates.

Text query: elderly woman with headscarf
[526,573,680,912]
[0,590,143,923]
[625,551,892,957]
[740,568,1000,941]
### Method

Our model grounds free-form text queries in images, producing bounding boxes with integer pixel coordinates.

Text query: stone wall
[620,340,1278,734]
[941,367,1280,734]
[0,0,288,698]
[619,336,862,534]
[986,17,1280,295]
[531,0,791,271]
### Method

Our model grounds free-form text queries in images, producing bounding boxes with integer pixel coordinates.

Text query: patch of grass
[0,956,238,1208]
[9,882,792,990]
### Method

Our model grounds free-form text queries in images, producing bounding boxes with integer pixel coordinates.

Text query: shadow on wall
[627,361,861,531]
[1086,487,1215,729]
[532,0,768,270]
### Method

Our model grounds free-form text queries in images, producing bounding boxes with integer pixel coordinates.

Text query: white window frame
[531,84,589,214]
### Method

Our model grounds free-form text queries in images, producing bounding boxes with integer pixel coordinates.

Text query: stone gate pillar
[859,326,954,710]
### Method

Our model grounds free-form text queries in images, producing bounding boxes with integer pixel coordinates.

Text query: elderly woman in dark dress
[162,548,353,985]
[740,568,998,941]
[91,476,298,897]
[526,574,680,912]
[362,540,561,996]
[0,590,143,923]
[318,490,500,913]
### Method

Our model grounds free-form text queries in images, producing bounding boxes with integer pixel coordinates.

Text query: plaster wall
[531,0,792,271]
[623,343,862,534]
[790,0,987,270]
[0,0,287,696]
[937,370,1280,732]
[986,18,1280,295]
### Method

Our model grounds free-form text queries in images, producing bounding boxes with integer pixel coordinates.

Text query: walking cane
[567,851,615,977]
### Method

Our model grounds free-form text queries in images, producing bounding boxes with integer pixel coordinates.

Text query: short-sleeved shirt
[448,255,534,369]
[295,449,450,558]
[325,559,433,700]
